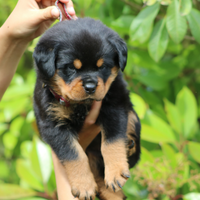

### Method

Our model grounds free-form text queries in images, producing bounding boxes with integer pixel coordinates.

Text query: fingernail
[51,7,60,18]
[73,15,78,20]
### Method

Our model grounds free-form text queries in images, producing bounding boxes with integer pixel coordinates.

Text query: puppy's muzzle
[83,77,97,94]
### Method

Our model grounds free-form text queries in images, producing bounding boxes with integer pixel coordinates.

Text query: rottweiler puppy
[33,18,141,200]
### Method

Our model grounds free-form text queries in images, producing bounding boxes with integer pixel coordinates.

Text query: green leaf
[166,0,187,43]
[26,110,35,123]
[111,15,134,34]
[123,178,138,197]
[2,84,34,101]
[148,19,169,62]
[160,0,171,5]
[16,159,44,191]
[0,161,9,178]
[10,117,24,137]
[130,93,146,119]
[137,72,167,91]
[183,161,189,180]
[143,0,157,6]
[184,193,200,200]
[161,144,177,169]
[187,9,200,44]
[3,132,18,150]
[0,184,36,200]
[111,15,134,29]
[176,87,198,138]
[140,147,154,163]
[150,150,163,158]
[20,141,32,158]
[0,123,8,135]
[180,0,192,16]
[188,141,200,163]
[164,99,182,134]
[76,0,93,10]
[100,0,124,19]
[141,124,176,143]
[130,3,160,43]
[18,198,47,200]
[1,97,29,121]
[31,136,52,184]
[143,111,176,142]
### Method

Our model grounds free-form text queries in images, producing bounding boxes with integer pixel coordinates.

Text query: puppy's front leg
[63,138,98,200]
[40,125,97,200]
[100,109,130,192]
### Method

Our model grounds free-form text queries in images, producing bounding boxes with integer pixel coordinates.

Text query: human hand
[78,100,102,150]
[1,0,76,43]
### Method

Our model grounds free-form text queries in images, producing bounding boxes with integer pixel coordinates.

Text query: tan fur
[88,152,126,200]
[101,132,130,192]
[126,111,138,156]
[104,66,119,95]
[63,139,97,200]
[51,73,84,101]
[50,67,119,102]
[98,180,126,200]
[97,58,104,68]
[95,66,119,100]
[73,59,82,69]
[46,103,72,126]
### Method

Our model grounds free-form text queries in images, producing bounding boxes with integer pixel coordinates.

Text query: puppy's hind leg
[126,110,141,168]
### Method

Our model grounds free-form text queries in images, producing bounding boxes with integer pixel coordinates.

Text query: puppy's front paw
[105,163,130,192]
[101,139,130,192]
[71,173,98,200]
[64,159,98,200]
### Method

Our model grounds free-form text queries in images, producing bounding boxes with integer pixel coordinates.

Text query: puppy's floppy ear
[33,45,57,78]
[108,37,127,71]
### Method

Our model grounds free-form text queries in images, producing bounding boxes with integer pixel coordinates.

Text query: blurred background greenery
[1,0,200,199]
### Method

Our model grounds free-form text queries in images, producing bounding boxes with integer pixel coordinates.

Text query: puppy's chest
[47,102,91,127]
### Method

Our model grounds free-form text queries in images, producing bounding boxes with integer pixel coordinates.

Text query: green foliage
[1,0,200,199]
[0,184,36,200]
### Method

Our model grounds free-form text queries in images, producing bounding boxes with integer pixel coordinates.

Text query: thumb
[39,6,60,21]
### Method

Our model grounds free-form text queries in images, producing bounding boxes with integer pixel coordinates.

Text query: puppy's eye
[68,64,75,70]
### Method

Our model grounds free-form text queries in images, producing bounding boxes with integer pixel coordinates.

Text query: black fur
[33,18,141,199]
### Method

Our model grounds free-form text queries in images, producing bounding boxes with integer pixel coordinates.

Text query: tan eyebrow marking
[97,58,104,68]
[73,59,82,69]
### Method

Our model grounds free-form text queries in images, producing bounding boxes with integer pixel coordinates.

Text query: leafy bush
[0,0,200,199]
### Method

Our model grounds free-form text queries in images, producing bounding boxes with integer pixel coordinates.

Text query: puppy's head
[33,18,127,102]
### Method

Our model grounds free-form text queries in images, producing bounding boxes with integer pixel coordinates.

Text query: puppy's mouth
[67,94,103,104]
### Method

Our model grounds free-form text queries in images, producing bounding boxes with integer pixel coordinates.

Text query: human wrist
[0,27,29,101]
[0,24,30,47]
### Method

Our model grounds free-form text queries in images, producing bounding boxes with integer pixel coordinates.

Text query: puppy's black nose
[83,78,97,94]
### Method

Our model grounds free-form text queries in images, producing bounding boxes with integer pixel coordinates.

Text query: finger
[39,6,60,20]
[59,0,69,3]
[84,101,102,126]
[62,0,77,19]
[65,0,75,14]
[39,0,52,7]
